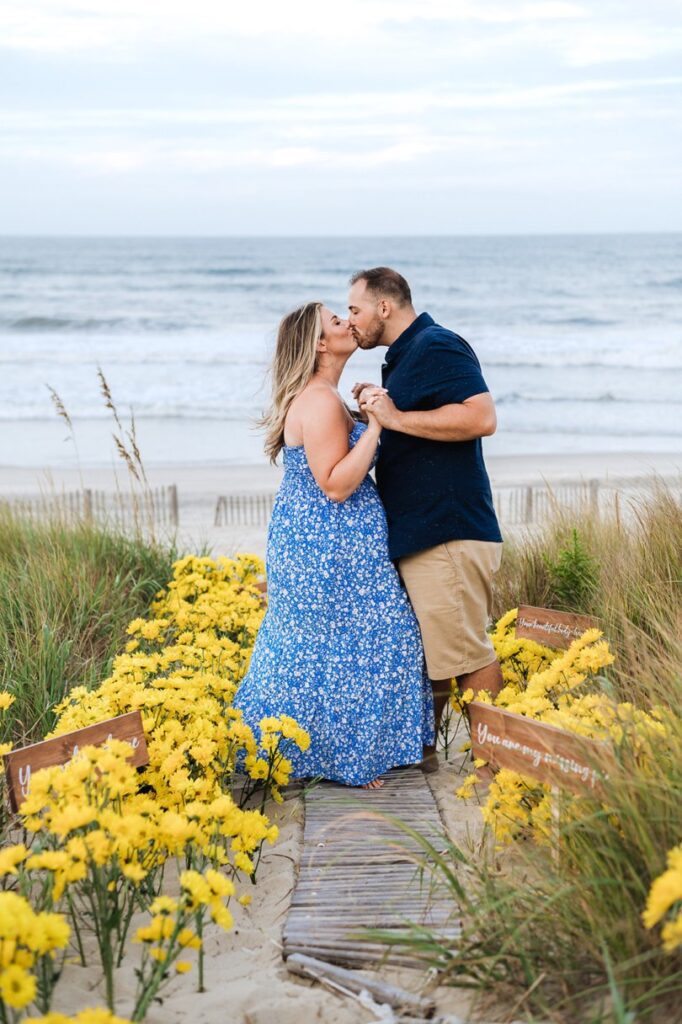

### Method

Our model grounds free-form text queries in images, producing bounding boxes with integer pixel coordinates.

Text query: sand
[47,749,492,1024]
[1,449,679,560]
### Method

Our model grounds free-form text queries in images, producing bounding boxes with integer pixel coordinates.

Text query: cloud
[0,1,680,232]
[0,0,590,54]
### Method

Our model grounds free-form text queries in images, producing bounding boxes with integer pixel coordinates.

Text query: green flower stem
[67,891,87,967]
[195,910,205,993]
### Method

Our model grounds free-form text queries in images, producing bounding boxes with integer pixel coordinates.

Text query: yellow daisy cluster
[11,741,280,899]
[0,891,70,1014]
[643,844,682,952]
[49,555,307,807]
[459,609,666,845]
[0,554,310,1018]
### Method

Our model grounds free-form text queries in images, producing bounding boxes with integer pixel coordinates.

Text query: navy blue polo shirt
[375,312,502,561]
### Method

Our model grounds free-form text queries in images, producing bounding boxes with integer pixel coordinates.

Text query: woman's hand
[359,387,401,431]
[364,404,382,436]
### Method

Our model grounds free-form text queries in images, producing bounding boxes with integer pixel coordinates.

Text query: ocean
[0,234,680,467]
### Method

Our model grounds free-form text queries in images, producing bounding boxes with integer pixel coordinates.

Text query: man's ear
[378,299,391,320]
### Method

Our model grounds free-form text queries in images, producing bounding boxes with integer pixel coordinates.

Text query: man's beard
[353,314,385,350]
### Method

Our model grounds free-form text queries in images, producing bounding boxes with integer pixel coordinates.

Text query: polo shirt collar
[385,312,434,365]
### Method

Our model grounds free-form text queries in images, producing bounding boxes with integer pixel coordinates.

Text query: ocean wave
[200,267,277,277]
[485,358,682,371]
[535,316,619,327]
[1,411,680,439]
[0,351,269,367]
[495,392,682,406]
[5,315,209,332]
[0,406,262,422]
[493,425,682,438]
[648,276,682,289]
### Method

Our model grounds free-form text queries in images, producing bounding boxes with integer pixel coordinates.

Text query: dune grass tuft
[0,505,175,746]
[398,484,682,1023]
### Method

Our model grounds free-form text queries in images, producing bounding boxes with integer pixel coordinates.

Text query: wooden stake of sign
[469,701,611,798]
[516,605,598,650]
[3,710,149,812]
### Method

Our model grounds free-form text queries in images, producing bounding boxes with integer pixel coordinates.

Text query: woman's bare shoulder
[284,384,347,445]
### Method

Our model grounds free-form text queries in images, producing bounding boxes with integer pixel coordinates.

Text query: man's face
[347,280,386,350]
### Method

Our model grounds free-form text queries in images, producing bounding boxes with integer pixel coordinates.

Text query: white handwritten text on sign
[469,701,610,797]
[3,710,149,812]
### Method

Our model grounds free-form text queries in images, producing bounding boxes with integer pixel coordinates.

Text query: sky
[1,0,681,235]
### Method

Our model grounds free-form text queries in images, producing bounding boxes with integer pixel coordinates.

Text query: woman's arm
[301,392,381,503]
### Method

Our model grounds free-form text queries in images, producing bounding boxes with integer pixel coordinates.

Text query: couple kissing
[234,266,503,789]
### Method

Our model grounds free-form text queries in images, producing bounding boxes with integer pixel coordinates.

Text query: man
[348,267,503,771]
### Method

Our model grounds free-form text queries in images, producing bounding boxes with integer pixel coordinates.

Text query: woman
[233,302,434,788]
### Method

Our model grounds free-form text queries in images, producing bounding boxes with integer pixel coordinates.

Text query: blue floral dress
[233,421,434,786]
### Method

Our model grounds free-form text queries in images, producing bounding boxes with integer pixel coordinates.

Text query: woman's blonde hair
[260,301,323,463]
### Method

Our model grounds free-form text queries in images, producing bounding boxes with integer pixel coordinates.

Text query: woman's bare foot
[361,778,384,789]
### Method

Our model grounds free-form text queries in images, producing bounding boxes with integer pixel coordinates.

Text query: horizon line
[2,229,681,240]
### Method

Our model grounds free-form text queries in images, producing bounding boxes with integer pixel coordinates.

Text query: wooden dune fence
[2,485,179,530]
[214,492,275,528]
[213,479,659,529]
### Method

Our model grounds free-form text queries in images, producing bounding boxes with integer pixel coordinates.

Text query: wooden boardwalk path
[282,765,461,968]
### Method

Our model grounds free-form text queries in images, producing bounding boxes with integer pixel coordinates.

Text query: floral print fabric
[234,421,435,786]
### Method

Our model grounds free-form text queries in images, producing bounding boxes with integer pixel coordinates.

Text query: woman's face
[319,306,357,357]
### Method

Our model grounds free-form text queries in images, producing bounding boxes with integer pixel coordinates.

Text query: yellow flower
[150,896,178,916]
[661,911,682,952]
[30,913,70,956]
[0,844,28,876]
[0,964,37,1009]
[455,773,478,800]
[175,961,192,974]
[177,929,201,951]
[179,870,212,909]
[204,869,235,899]
[0,692,16,711]
[234,852,255,874]
[642,847,682,929]
[120,862,147,883]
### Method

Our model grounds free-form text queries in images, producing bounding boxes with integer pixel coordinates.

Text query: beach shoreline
[1,449,680,495]
[2,449,679,559]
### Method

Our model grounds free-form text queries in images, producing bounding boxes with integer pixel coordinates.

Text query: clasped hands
[351,382,401,430]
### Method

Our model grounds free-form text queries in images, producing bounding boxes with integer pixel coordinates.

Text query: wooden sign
[3,710,149,812]
[469,701,611,797]
[516,605,598,650]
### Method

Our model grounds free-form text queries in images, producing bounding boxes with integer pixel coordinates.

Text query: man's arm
[359,388,496,442]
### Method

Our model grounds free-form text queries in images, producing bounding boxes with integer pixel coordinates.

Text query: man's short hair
[349,267,412,308]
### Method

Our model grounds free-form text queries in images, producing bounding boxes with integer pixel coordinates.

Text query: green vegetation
[0,505,174,745]
[398,485,682,1023]
[492,484,681,708]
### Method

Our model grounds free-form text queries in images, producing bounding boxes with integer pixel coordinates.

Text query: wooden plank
[4,711,149,812]
[516,604,598,649]
[282,764,458,968]
[469,701,612,797]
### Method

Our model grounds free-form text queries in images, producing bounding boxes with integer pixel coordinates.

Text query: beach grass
[396,485,682,1022]
[0,504,175,746]
[493,482,681,709]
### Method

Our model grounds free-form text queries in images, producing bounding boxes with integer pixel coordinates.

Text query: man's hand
[353,382,388,424]
[352,381,388,402]
[359,387,401,430]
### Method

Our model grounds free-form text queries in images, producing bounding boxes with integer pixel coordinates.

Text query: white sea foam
[0,234,680,464]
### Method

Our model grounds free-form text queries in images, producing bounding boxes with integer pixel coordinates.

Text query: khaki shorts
[398,539,503,680]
